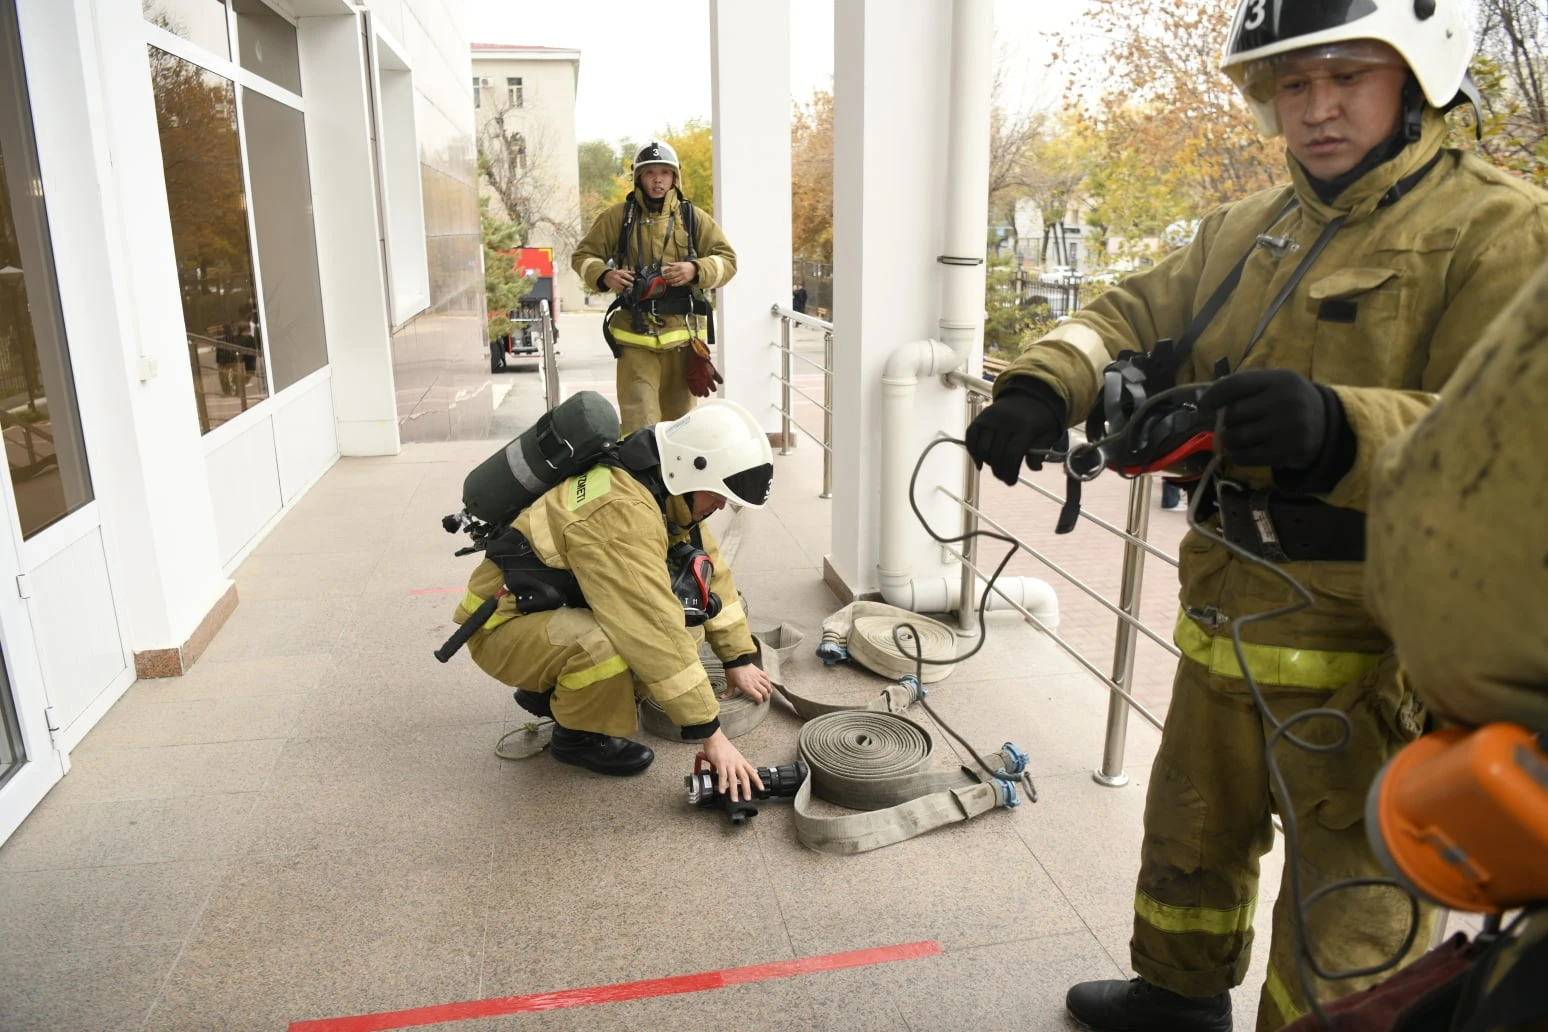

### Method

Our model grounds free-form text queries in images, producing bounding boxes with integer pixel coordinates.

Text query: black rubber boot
[1066,977,1232,1032]
[549,725,654,776]
[513,689,553,719]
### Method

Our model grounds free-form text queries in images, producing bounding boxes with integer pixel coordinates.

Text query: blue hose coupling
[997,741,1029,777]
[816,641,849,666]
[899,674,925,700]
[993,777,1020,808]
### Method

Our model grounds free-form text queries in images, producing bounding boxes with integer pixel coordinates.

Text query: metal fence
[945,369,1180,785]
[770,303,834,499]
[791,259,833,321]
[766,296,1172,783]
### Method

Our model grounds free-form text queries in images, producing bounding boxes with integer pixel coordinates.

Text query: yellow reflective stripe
[645,660,705,703]
[1263,966,1306,1024]
[1044,321,1110,380]
[460,590,513,631]
[558,653,630,691]
[609,325,693,349]
[1173,611,1381,690]
[1134,889,1257,936]
[703,597,745,633]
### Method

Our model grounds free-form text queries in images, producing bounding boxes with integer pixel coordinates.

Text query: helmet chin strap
[1402,74,1426,141]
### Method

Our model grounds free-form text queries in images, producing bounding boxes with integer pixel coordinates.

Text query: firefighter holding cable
[964,1,1548,1028]
[573,141,737,433]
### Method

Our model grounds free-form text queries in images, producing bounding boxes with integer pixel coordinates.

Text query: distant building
[471,44,584,313]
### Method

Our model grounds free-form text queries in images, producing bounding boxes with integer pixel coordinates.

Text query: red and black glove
[686,337,723,398]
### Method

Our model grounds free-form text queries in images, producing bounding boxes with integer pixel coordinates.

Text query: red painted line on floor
[287,939,941,1032]
[408,587,464,595]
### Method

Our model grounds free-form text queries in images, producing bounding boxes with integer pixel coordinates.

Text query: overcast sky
[464,0,1092,147]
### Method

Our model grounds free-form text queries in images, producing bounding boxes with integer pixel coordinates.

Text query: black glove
[1200,369,1351,483]
[964,378,1067,486]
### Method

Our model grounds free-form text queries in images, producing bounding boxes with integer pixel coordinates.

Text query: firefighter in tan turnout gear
[453,400,774,795]
[573,141,737,433]
[963,1,1548,1029]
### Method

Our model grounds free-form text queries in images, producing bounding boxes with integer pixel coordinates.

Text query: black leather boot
[513,689,553,719]
[1066,977,1232,1032]
[549,725,654,776]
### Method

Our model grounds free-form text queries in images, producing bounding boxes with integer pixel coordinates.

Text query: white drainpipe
[876,0,1059,626]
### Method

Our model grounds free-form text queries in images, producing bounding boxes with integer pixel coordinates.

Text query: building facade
[0,0,481,842]
[470,44,584,314]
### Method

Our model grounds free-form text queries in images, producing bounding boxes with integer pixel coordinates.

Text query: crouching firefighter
[450,399,776,797]
[964,1,1548,1029]
[572,140,737,434]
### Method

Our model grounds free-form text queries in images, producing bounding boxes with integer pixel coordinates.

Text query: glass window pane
[149,46,268,434]
[0,2,95,539]
[239,89,327,391]
[232,0,301,95]
[142,0,230,59]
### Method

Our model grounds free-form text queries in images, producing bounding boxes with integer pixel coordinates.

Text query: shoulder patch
[567,466,613,511]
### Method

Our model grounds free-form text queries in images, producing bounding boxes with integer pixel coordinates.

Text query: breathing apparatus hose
[907,420,1422,1028]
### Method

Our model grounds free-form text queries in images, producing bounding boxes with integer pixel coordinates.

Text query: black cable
[894,421,1425,1028]
[1179,415,1421,1027]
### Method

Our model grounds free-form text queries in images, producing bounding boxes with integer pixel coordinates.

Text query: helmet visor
[723,463,773,507]
[1227,0,1381,58]
[1241,39,1406,104]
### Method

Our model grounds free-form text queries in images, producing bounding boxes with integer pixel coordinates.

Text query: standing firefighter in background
[452,400,775,792]
[573,141,737,433]
[964,1,1548,1029]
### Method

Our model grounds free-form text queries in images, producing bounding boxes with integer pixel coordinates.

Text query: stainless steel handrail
[942,367,1178,784]
[770,304,835,498]
[539,299,559,411]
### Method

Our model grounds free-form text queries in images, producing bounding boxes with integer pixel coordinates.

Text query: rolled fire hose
[819,601,958,683]
[644,622,1028,855]
[793,711,1026,855]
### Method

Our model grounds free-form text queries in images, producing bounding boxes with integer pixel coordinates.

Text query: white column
[708,0,792,437]
[298,12,400,457]
[48,0,232,651]
[829,0,965,599]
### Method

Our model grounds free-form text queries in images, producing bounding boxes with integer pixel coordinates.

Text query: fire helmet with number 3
[1220,0,1476,138]
[632,140,681,187]
[654,400,774,509]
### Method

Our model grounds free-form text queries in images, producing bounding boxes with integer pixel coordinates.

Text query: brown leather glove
[685,337,723,398]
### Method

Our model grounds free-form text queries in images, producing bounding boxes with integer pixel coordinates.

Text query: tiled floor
[4,319,1454,1031]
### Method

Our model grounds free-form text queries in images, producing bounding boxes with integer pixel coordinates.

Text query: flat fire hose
[641,624,923,739]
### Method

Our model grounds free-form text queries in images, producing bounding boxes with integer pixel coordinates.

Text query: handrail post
[540,300,559,411]
[958,392,986,635]
[779,316,792,455]
[1095,475,1154,787]
[820,331,833,499]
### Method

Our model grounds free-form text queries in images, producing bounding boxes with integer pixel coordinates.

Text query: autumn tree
[1057,0,1281,250]
[791,89,834,262]
[1450,0,1548,184]
[577,139,624,225]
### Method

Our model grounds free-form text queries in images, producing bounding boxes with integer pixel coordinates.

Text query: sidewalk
[0,364,1292,1031]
